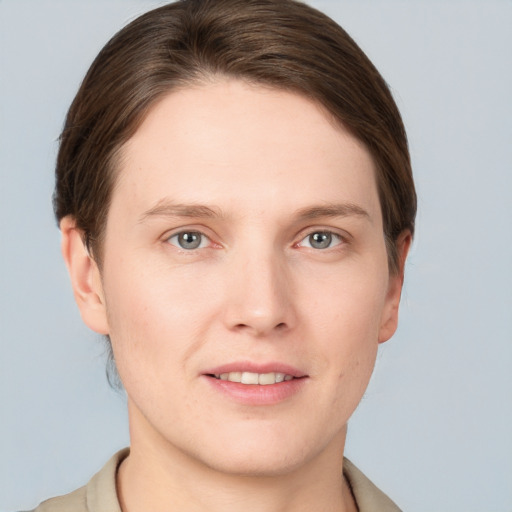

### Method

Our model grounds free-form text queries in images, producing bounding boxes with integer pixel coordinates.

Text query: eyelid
[166,231,209,250]
[163,225,221,251]
[294,228,349,249]
[161,225,349,251]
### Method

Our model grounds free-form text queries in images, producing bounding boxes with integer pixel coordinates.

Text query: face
[67,79,406,476]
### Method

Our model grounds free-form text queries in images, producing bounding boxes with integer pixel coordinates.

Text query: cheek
[309,264,389,344]
[101,263,172,375]
[306,264,388,391]
[101,260,218,379]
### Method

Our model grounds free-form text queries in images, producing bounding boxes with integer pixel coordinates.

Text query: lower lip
[203,376,307,405]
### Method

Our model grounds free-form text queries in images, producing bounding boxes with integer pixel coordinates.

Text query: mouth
[203,364,308,404]
[209,371,297,385]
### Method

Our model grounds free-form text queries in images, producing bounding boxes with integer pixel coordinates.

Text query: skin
[61,79,410,512]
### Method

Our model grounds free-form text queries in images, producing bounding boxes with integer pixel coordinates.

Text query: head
[57,0,416,477]
[54,0,415,273]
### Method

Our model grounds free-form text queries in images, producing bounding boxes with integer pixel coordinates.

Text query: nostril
[233,321,288,334]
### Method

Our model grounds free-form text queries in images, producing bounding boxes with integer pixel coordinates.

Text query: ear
[378,230,412,344]
[60,216,109,335]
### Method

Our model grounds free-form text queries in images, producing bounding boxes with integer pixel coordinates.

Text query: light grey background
[1,1,511,510]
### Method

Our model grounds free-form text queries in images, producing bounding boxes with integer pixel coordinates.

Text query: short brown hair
[54,0,416,273]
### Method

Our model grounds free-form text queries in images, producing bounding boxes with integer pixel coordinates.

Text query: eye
[167,231,209,250]
[298,231,343,250]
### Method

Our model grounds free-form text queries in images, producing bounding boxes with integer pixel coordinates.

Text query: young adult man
[31,1,416,510]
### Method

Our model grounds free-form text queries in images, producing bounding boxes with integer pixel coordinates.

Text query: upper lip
[203,361,307,378]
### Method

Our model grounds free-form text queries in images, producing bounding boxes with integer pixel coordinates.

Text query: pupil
[179,232,201,249]
[310,232,331,249]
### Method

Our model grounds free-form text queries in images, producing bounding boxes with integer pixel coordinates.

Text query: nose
[222,249,297,337]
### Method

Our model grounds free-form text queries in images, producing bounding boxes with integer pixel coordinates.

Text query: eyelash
[166,229,345,251]
[167,231,211,250]
[296,231,344,250]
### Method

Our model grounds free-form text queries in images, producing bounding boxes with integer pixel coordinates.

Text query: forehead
[113,79,380,222]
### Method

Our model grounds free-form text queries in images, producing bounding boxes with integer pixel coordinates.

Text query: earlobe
[378,230,412,344]
[60,216,109,335]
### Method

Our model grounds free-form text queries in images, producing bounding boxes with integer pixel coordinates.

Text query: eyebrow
[294,203,370,221]
[139,199,369,223]
[139,200,223,223]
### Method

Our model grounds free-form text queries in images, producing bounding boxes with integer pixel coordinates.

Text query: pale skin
[61,79,410,512]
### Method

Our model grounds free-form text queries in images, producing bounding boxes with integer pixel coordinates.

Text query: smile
[204,365,308,404]
[212,371,295,385]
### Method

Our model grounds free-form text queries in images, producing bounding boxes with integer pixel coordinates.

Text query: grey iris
[178,232,202,249]
[309,232,332,249]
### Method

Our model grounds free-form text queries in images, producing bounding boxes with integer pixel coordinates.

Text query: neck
[117,403,357,512]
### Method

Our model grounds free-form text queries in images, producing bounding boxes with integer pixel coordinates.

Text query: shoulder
[343,458,402,512]
[27,486,87,512]
[26,448,128,512]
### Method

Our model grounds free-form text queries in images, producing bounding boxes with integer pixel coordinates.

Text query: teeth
[241,372,260,384]
[214,371,295,385]
[258,372,275,385]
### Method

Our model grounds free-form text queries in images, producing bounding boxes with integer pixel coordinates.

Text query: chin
[199,446,310,478]
[182,422,340,478]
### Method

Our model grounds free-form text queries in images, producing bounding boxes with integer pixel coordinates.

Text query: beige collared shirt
[31,449,401,512]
